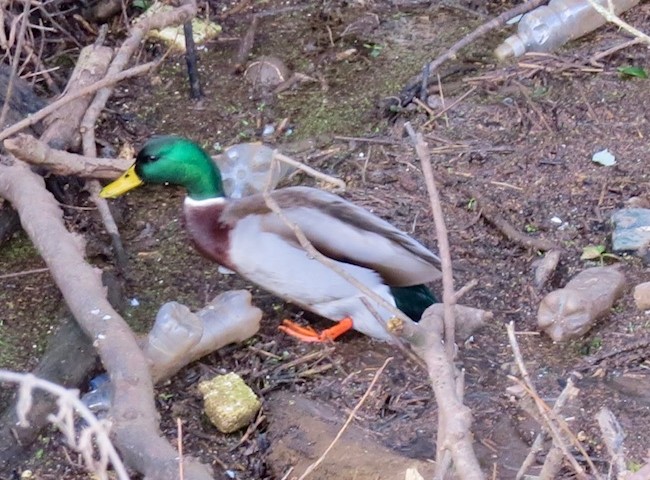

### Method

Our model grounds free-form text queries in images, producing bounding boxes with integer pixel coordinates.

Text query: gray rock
[611,208,650,253]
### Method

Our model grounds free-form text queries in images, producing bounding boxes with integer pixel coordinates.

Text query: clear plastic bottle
[214,143,293,198]
[495,0,640,60]
[537,266,626,342]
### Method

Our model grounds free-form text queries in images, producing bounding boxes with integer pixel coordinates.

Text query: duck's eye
[140,154,157,164]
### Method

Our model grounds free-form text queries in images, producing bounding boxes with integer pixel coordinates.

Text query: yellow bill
[100,165,143,198]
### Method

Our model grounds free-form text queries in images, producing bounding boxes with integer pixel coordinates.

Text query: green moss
[0,233,39,264]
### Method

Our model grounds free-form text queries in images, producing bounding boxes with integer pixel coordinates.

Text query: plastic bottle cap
[495,35,526,60]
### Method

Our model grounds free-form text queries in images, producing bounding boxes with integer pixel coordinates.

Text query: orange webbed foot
[278,318,353,343]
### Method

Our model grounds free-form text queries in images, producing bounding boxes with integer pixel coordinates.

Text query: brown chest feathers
[183,202,233,270]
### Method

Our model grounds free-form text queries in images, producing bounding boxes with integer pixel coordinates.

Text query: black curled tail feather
[389,284,438,321]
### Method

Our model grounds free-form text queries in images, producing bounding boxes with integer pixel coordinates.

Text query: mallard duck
[101,136,441,342]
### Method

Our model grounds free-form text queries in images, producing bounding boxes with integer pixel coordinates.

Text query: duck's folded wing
[264,187,442,286]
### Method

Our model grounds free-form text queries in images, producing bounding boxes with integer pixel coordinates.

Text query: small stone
[633,282,650,310]
[199,373,261,433]
[243,56,289,88]
[611,208,650,253]
[625,196,650,209]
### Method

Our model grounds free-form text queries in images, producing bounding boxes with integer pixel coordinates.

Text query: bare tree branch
[4,133,131,177]
[0,159,213,480]
[0,370,129,480]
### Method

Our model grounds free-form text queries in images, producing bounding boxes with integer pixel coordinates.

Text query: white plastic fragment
[592,149,616,166]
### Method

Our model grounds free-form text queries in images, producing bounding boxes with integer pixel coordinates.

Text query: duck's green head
[100,136,225,201]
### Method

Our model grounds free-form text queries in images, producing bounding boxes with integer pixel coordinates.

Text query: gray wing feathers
[264,187,442,286]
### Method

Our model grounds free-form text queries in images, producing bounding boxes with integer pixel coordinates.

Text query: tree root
[0,159,213,479]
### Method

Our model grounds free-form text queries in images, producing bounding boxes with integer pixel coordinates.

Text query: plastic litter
[495,0,640,60]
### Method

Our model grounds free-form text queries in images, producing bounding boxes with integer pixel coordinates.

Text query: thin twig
[0,0,30,128]
[453,279,478,303]
[506,322,601,480]
[297,357,392,479]
[177,418,184,480]
[424,86,477,128]
[515,377,579,480]
[272,151,346,190]
[0,267,49,280]
[0,370,129,480]
[586,0,650,45]
[332,135,399,145]
[396,0,547,107]
[262,160,420,343]
[589,38,643,67]
[359,297,426,368]
[472,191,558,252]
[405,122,455,359]
[597,407,628,478]
[0,61,156,142]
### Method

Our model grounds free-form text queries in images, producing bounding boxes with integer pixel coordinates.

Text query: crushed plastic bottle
[214,143,293,198]
[537,266,626,342]
[143,302,203,372]
[81,373,112,415]
[144,290,262,382]
[495,0,640,60]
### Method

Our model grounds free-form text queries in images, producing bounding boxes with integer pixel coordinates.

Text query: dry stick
[515,377,579,479]
[404,122,455,359]
[596,407,628,478]
[39,44,113,149]
[0,370,128,480]
[297,357,393,480]
[261,158,424,345]
[3,134,132,177]
[396,0,548,106]
[539,382,579,480]
[0,267,49,279]
[260,188,418,341]
[88,181,128,270]
[273,151,346,190]
[0,161,212,480]
[177,418,184,480]
[434,366,468,479]
[0,61,156,142]
[0,0,30,128]
[232,15,258,73]
[359,296,427,369]
[510,376,600,479]
[589,38,643,66]
[514,80,553,134]
[423,86,478,128]
[473,191,558,252]
[533,249,561,291]
[79,1,196,272]
[453,279,477,303]
[506,322,601,480]
[586,0,650,45]
[418,309,483,480]
[404,123,484,480]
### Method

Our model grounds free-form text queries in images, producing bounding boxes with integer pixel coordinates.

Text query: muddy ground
[1,0,650,478]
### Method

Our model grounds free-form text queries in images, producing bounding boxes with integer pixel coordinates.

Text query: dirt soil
[2,0,650,479]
